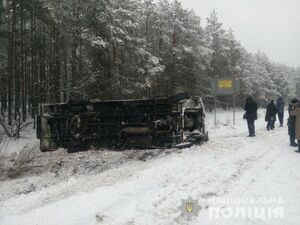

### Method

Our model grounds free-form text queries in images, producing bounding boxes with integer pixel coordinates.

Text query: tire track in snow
[196,128,288,218]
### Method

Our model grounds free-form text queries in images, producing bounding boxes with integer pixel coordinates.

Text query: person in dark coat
[290,102,300,152]
[244,97,258,137]
[288,98,298,147]
[265,100,277,130]
[276,97,285,127]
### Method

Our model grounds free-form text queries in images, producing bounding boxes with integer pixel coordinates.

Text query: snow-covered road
[1,110,300,225]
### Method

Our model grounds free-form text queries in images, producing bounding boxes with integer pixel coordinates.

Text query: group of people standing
[244,96,300,152]
[265,97,285,130]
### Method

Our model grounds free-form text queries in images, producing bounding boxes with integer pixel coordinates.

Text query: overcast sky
[178,0,300,68]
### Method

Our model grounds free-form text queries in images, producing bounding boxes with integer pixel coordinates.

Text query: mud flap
[40,138,59,152]
[204,132,209,142]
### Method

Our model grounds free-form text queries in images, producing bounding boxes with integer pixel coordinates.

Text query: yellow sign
[218,80,233,88]
[186,203,194,213]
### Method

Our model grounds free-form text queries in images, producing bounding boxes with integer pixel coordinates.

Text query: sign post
[233,94,236,125]
[214,91,217,126]
[212,77,240,126]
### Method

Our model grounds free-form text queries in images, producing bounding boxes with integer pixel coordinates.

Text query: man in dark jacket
[288,98,298,146]
[244,97,258,137]
[276,97,285,127]
[265,100,277,130]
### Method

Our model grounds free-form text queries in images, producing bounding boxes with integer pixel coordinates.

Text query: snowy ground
[1,109,300,225]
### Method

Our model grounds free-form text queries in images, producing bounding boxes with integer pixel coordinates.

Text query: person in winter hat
[276,97,285,127]
[244,97,258,137]
[288,98,299,147]
[290,101,300,152]
[265,100,277,131]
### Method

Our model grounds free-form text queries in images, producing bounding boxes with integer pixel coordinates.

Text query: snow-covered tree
[0,0,298,124]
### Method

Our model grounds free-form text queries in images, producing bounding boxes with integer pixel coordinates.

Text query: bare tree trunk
[30,8,38,117]
[21,0,27,122]
[8,0,17,125]
[13,0,20,121]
